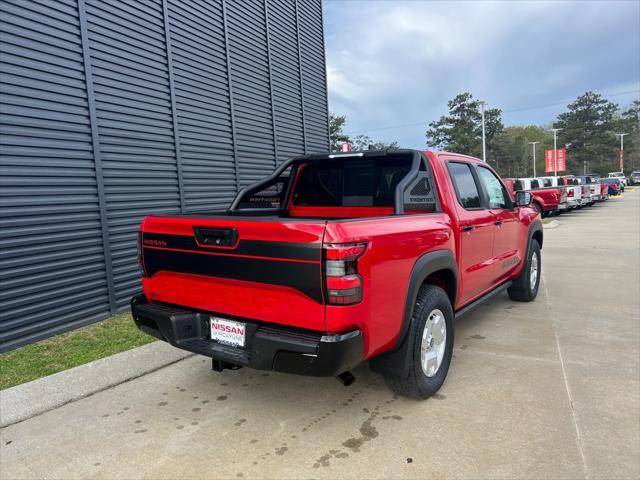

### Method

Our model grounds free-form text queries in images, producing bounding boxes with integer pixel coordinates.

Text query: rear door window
[447,162,482,209]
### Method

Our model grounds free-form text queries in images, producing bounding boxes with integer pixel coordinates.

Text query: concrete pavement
[1,191,638,480]
[0,341,193,428]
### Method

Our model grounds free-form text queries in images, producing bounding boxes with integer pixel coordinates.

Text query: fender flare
[395,249,457,350]
[369,249,457,376]
[527,218,543,251]
[517,219,543,276]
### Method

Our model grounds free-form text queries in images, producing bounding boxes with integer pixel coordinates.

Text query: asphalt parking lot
[1,191,638,480]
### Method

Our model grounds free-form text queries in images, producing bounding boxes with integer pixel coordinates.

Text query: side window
[531,179,540,189]
[447,162,482,209]
[514,180,524,191]
[477,166,509,209]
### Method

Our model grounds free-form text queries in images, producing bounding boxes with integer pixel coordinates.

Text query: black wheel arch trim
[394,249,457,351]
[528,219,543,250]
[515,219,543,278]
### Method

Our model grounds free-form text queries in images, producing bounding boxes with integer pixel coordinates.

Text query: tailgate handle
[194,227,238,247]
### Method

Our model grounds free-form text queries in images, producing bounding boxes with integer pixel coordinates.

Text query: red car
[132,150,542,399]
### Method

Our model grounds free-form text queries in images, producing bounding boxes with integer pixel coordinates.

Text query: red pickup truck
[132,150,542,399]
[504,178,566,217]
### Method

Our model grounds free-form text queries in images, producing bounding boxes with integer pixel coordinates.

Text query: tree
[426,92,503,160]
[492,125,553,178]
[329,113,349,151]
[554,92,619,174]
[351,134,400,151]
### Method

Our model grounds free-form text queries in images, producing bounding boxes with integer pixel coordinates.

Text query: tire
[507,240,541,302]
[382,285,454,400]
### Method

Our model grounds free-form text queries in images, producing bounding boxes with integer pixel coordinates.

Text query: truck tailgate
[140,215,327,331]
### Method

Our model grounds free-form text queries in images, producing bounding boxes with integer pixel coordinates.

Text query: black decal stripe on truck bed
[142,247,324,303]
[142,233,321,262]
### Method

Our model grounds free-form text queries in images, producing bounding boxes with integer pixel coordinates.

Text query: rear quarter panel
[323,214,454,358]
[533,188,561,210]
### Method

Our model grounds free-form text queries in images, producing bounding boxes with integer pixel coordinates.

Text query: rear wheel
[383,285,454,399]
[508,240,541,302]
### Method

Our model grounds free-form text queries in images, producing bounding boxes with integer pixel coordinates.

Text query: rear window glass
[291,155,413,207]
[447,162,481,209]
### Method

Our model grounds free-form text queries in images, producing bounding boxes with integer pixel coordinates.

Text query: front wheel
[383,285,454,399]
[508,240,541,302]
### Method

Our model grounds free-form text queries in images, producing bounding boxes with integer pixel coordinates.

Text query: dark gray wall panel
[0,0,110,350]
[167,0,237,211]
[226,0,276,187]
[297,0,329,153]
[0,0,329,351]
[268,0,305,164]
[85,0,180,309]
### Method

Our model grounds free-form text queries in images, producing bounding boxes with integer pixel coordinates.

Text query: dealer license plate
[210,317,246,348]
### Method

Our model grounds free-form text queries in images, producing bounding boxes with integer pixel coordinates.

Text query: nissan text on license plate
[210,317,246,347]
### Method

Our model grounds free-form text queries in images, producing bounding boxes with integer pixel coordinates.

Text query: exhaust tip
[337,371,356,387]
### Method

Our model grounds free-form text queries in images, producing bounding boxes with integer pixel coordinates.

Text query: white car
[608,172,627,186]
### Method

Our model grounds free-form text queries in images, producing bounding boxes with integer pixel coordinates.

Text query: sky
[323,0,640,149]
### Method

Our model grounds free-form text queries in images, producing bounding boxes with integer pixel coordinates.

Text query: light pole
[529,141,540,177]
[615,133,628,172]
[479,101,486,162]
[548,128,562,176]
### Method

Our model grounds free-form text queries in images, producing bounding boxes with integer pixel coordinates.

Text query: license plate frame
[210,317,246,348]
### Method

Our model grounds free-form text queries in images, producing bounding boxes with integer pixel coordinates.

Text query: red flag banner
[545,149,554,173]
[545,148,566,173]
[556,148,566,172]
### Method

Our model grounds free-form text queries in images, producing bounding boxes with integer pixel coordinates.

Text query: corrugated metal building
[0,0,329,351]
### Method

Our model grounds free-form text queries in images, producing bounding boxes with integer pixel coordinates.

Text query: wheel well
[423,269,456,307]
[532,230,543,249]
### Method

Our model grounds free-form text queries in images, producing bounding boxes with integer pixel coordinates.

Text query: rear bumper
[131,295,363,377]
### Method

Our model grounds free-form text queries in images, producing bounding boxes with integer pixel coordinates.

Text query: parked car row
[503,174,622,217]
[627,171,640,185]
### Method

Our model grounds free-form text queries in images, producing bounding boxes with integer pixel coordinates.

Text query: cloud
[323,0,640,148]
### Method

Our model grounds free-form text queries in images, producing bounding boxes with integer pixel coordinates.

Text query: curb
[0,341,193,428]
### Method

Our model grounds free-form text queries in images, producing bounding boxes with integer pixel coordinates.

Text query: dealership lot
[1,192,638,480]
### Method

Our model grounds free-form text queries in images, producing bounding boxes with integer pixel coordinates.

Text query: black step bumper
[131,295,363,377]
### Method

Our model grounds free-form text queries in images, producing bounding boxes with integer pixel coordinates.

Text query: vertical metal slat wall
[0,0,329,352]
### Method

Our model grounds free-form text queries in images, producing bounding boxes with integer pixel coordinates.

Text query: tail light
[324,243,367,305]
[567,189,574,198]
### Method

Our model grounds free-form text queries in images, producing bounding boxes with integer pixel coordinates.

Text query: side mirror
[515,191,533,207]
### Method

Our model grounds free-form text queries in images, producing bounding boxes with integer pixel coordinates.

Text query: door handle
[193,227,238,247]
[494,220,503,226]
[462,225,475,232]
